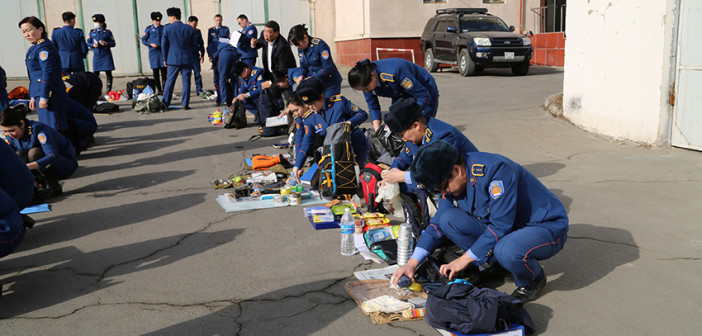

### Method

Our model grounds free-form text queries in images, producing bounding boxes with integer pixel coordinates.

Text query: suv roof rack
[436,8,488,15]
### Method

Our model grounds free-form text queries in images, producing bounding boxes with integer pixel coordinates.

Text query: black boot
[43,167,63,197]
[511,271,547,303]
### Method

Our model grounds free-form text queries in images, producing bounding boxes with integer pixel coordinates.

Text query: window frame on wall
[483,0,505,3]
[423,0,447,3]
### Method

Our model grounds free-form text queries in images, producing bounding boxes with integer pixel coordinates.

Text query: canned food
[289,192,301,205]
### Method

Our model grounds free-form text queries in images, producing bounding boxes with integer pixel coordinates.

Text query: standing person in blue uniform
[161,7,197,110]
[1,106,77,197]
[0,141,33,260]
[297,77,369,167]
[141,12,166,94]
[232,61,263,121]
[0,65,8,111]
[392,141,569,302]
[236,14,257,67]
[18,16,69,133]
[287,24,342,99]
[381,97,479,191]
[188,16,206,96]
[51,11,88,75]
[207,14,229,105]
[215,39,239,110]
[349,58,439,131]
[87,14,116,93]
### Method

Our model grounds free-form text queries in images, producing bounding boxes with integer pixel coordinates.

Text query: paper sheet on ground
[216,194,327,213]
[354,264,400,281]
[20,203,51,214]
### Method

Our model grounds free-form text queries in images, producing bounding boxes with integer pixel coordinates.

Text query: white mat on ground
[216,194,327,212]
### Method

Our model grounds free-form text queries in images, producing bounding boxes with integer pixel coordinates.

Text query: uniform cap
[166,7,181,17]
[92,14,105,23]
[410,140,460,190]
[296,77,326,104]
[384,97,423,134]
[151,12,162,21]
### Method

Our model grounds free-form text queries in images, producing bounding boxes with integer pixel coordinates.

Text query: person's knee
[27,147,45,162]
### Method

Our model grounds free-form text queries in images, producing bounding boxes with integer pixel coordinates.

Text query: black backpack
[94,102,120,113]
[126,77,158,100]
[224,100,247,129]
[317,123,358,200]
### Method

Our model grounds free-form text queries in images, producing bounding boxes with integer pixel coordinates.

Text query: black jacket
[253,34,296,80]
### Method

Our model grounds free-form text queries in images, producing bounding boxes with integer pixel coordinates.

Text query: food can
[289,192,301,205]
[280,186,292,195]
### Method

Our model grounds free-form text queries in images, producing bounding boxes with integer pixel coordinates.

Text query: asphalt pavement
[1,66,701,335]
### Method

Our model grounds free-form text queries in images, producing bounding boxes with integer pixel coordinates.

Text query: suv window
[436,19,449,33]
[423,18,439,33]
[460,16,510,32]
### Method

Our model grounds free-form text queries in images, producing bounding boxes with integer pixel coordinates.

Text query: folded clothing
[361,295,414,314]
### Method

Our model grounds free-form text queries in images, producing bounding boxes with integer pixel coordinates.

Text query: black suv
[420,8,533,76]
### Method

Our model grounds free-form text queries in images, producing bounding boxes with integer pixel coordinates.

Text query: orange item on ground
[251,155,282,170]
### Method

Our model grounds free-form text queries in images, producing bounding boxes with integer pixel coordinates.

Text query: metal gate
[672,0,702,151]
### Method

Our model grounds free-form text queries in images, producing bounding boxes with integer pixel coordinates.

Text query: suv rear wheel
[511,59,530,76]
[424,48,439,72]
[458,49,475,77]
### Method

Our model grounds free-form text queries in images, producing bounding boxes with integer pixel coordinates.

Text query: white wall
[562,0,677,144]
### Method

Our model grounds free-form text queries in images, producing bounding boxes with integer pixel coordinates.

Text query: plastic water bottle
[340,208,357,256]
[222,107,229,121]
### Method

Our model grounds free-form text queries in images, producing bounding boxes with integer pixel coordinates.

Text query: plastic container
[402,308,425,319]
[340,208,357,256]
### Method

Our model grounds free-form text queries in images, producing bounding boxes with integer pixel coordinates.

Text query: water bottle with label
[222,107,229,122]
[340,208,357,256]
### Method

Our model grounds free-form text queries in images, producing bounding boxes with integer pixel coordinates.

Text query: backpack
[317,123,358,200]
[365,124,405,165]
[94,102,120,113]
[360,162,387,213]
[127,77,158,100]
[134,94,165,113]
[224,100,247,129]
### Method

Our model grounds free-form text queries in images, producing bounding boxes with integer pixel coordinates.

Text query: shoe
[183,106,192,110]
[511,272,546,302]
[199,92,207,99]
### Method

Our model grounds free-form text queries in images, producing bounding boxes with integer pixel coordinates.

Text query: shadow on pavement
[523,162,566,179]
[15,193,207,253]
[96,117,191,132]
[0,228,244,319]
[92,126,214,148]
[70,170,196,197]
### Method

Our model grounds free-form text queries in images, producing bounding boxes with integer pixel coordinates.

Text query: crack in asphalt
[568,235,639,249]
[387,322,425,335]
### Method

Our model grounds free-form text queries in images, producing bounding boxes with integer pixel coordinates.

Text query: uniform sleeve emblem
[404,146,410,153]
[3,137,9,145]
[401,78,414,90]
[321,50,329,60]
[39,51,49,61]
[257,76,262,81]
[296,122,300,130]
[299,52,304,58]
[351,104,359,112]
[248,30,254,35]
[38,132,47,144]
[304,125,309,134]
[489,180,504,200]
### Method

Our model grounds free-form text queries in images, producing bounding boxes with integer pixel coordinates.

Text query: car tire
[458,49,475,77]
[424,48,439,73]
[511,60,530,76]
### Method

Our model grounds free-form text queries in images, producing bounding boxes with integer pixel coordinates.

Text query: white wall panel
[1,0,39,78]
[81,0,140,75]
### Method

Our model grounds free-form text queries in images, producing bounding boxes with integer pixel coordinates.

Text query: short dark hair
[0,106,27,127]
[237,14,248,21]
[188,16,198,23]
[166,7,181,20]
[287,24,309,46]
[264,20,280,33]
[18,16,47,36]
[214,14,223,19]
[283,90,303,107]
[348,59,374,89]
[62,11,76,22]
[272,70,288,84]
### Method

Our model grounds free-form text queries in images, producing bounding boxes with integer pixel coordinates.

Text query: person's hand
[372,119,382,131]
[235,93,247,101]
[261,80,272,89]
[200,57,204,64]
[439,253,474,281]
[163,61,167,67]
[93,43,99,48]
[278,109,288,118]
[38,98,48,110]
[292,167,302,183]
[391,258,420,286]
[150,43,158,48]
[381,168,405,183]
[29,98,36,110]
[250,37,257,47]
[99,40,107,46]
[377,180,387,188]
[208,56,212,63]
[26,162,39,171]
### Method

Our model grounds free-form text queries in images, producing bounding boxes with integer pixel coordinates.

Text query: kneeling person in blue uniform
[381,97,478,191]
[297,77,370,166]
[232,61,263,119]
[392,141,569,302]
[0,141,34,259]
[1,106,78,197]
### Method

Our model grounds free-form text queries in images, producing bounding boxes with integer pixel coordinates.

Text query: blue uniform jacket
[391,118,479,188]
[295,37,342,90]
[207,25,230,58]
[294,109,328,169]
[236,23,258,59]
[3,120,77,177]
[51,25,88,71]
[162,21,197,66]
[416,152,569,264]
[141,24,165,69]
[363,58,439,122]
[26,38,66,101]
[0,141,34,211]
[87,28,116,71]
[238,66,264,100]
[192,28,205,59]
[0,66,8,111]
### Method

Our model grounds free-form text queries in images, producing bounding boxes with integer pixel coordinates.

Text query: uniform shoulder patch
[321,50,329,60]
[472,164,485,176]
[38,132,47,144]
[489,180,504,200]
[36,38,45,44]
[329,94,342,102]
[401,77,414,90]
[311,38,320,45]
[299,51,304,58]
[379,73,394,82]
[39,51,49,61]
[251,69,257,75]
[424,128,433,143]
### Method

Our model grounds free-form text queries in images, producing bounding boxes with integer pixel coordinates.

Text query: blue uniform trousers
[217,51,238,106]
[162,65,192,108]
[192,60,203,94]
[38,96,68,132]
[438,208,567,287]
[212,58,220,104]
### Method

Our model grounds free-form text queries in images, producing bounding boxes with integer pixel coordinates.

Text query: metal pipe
[264,0,269,23]
[217,0,221,16]
[184,0,190,19]
[131,0,143,74]
[76,0,88,71]
[36,0,44,21]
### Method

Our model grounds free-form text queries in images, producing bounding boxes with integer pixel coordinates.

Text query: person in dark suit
[161,7,197,109]
[250,20,296,89]
[51,11,88,74]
